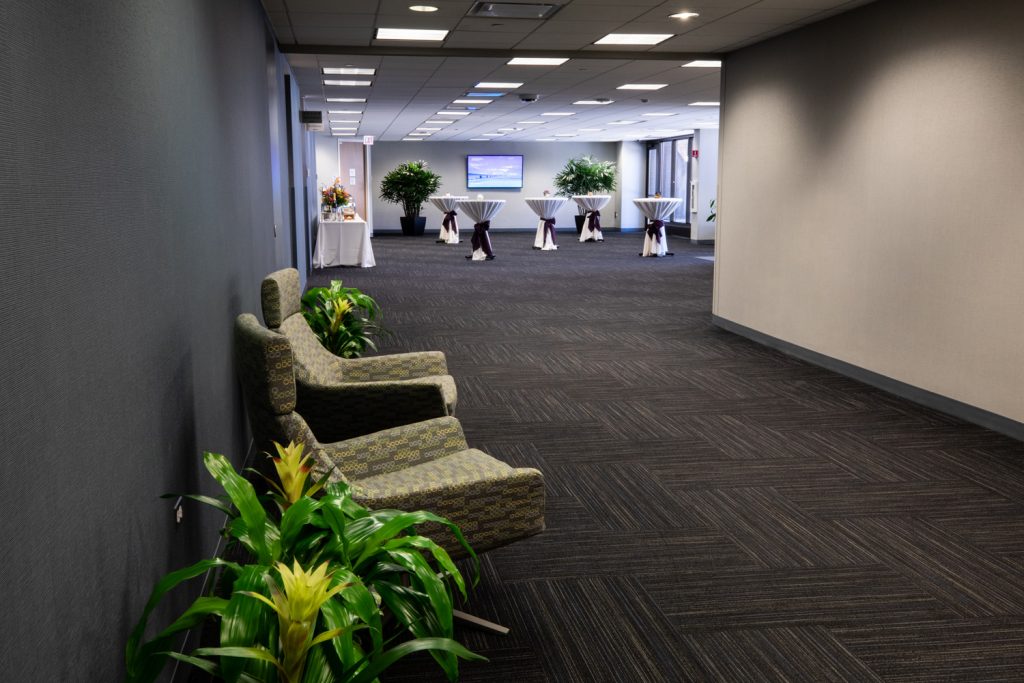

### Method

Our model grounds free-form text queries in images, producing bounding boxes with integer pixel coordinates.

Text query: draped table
[525,196,567,251]
[457,199,505,261]
[428,195,467,244]
[313,215,375,268]
[633,198,681,257]
[572,195,611,243]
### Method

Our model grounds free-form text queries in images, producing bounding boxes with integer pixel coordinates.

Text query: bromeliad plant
[126,443,483,683]
[301,280,384,359]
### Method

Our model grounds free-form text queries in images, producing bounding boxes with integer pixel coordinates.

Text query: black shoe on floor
[486,254,497,260]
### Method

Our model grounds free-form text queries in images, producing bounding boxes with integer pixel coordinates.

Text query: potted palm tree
[380,160,442,236]
[553,155,617,234]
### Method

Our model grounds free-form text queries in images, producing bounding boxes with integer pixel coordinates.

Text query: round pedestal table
[428,195,467,244]
[572,195,611,243]
[633,198,681,257]
[457,199,505,261]
[525,197,568,251]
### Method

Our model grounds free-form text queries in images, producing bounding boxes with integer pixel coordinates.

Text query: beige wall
[715,0,1024,424]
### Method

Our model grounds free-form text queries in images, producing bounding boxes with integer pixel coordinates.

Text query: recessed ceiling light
[641,112,675,116]
[474,82,523,88]
[322,67,375,75]
[436,111,470,116]
[424,120,452,124]
[689,101,720,106]
[469,138,491,141]
[452,99,490,104]
[670,12,700,19]
[376,28,448,41]
[497,127,523,131]
[553,133,576,137]
[333,132,356,136]
[331,126,358,130]
[403,138,423,141]
[578,128,603,132]
[417,127,442,131]
[326,98,366,103]
[409,4,438,11]
[683,60,722,67]
[617,83,668,91]
[482,133,505,136]
[607,120,639,125]
[467,92,505,97]
[595,33,672,45]
[328,110,362,114]
[408,132,432,136]
[535,138,557,141]
[507,57,568,66]
[324,80,372,86]
[517,120,546,124]
[542,112,574,116]
[329,119,360,124]
[574,99,613,105]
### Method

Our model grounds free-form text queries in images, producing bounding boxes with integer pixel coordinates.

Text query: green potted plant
[301,280,384,358]
[553,155,617,234]
[379,160,442,236]
[126,442,483,683]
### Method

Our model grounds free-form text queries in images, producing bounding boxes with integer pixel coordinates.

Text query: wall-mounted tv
[466,155,524,189]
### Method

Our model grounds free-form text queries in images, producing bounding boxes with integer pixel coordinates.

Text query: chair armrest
[342,351,448,381]
[296,380,449,443]
[316,416,468,480]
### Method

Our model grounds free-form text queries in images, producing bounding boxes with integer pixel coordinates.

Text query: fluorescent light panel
[326,98,365,103]
[574,100,613,105]
[595,33,672,45]
[332,132,356,136]
[409,4,438,11]
[683,60,721,67]
[329,119,360,123]
[507,57,568,66]
[324,80,372,86]
[689,101,720,106]
[436,111,470,116]
[474,82,523,88]
[376,27,448,41]
[553,133,576,137]
[578,128,602,132]
[331,127,358,130]
[482,133,504,137]
[467,92,504,97]
[617,83,667,90]
[423,120,452,124]
[542,112,574,116]
[328,110,362,114]
[452,99,491,104]
[322,67,375,75]
[535,138,557,141]
[469,138,490,141]
[403,138,423,141]
[517,120,545,124]
[608,120,638,125]
[670,12,700,19]
[417,127,441,131]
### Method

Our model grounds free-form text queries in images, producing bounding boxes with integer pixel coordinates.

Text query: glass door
[645,136,693,224]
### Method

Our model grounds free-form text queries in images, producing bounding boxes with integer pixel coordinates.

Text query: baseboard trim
[691,239,715,245]
[712,315,1024,442]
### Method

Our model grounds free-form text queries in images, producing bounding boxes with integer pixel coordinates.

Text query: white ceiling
[262,0,878,142]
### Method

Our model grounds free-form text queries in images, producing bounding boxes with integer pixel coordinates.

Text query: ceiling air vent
[468,2,562,19]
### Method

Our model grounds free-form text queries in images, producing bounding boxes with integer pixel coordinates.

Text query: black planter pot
[574,214,586,235]
[400,216,426,236]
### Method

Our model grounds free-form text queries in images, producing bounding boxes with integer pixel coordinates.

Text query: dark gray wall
[0,0,297,678]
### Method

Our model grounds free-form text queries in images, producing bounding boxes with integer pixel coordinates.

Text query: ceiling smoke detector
[469,2,562,19]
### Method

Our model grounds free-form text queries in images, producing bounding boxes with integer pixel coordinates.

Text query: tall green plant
[552,155,617,213]
[301,280,384,358]
[379,160,442,218]
[126,443,483,683]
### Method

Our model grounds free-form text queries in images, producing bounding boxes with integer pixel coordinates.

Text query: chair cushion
[398,374,457,414]
[261,268,302,329]
[352,448,511,497]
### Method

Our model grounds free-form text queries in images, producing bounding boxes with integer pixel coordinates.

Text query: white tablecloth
[428,195,466,245]
[458,199,505,261]
[572,195,610,243]
[313,216,375,268]
[525,197,567,251]
[633,198,681,257]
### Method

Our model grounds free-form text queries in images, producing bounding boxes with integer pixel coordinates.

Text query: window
[645,136,693,224]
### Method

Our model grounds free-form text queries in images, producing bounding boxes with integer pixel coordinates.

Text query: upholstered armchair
[234,313,545,558]
[260,268,457,442]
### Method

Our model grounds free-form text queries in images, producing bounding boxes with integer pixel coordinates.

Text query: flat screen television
[466,155,524,189]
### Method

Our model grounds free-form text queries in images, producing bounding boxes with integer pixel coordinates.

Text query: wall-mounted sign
[363,135,374,146]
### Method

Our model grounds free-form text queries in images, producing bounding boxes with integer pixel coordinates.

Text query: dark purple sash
[442,210,458,235]
[587,210,601,232]
[543,218,557,245]
[471,220,494,257]
[647,219,664,244]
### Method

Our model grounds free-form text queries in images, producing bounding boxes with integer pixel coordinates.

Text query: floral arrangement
[321,178,352,210]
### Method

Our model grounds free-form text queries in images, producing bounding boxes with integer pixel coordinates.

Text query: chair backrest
[261,268,302,329]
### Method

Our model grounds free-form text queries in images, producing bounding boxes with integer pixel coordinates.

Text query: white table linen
[313,216,375,268]
[428,195,466,244]
[458,199,505,261]
[572,195,611,242]
[633,198,681,257]
[525,197,567,251]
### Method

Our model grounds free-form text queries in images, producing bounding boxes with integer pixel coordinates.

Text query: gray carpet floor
[308,230,1024,682]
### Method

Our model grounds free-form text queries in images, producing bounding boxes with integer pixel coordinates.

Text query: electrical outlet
[173,496,184,525]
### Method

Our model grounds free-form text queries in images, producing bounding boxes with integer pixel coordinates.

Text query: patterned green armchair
[234,313,545,557]
[261,268,457,442]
